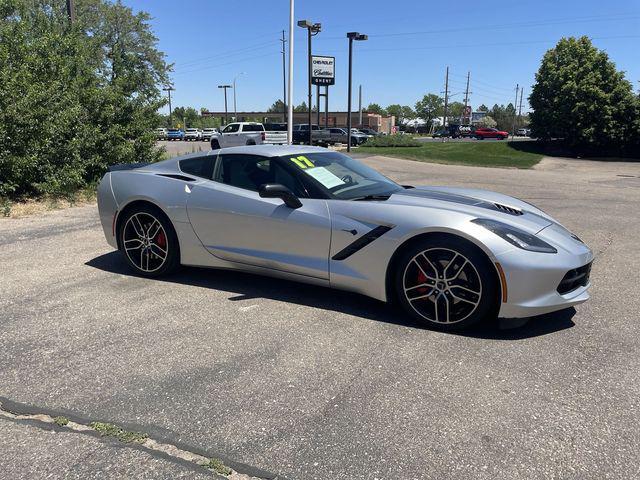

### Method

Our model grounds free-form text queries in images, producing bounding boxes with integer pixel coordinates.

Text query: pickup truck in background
[292,124,331,146]
[326,127,368,146]
[210,122,287,149]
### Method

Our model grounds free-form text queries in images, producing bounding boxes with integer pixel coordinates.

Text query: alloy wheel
[122,212,169,273]
[402,247,483,324]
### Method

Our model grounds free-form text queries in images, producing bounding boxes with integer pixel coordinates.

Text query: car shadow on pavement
[86,251,575,340]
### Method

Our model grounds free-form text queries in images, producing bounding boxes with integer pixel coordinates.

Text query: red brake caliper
[416,269,428,294]
[155,231,166,249]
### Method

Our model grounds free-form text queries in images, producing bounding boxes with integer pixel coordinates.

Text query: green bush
[363,134,421,148]
[0,0,170,199]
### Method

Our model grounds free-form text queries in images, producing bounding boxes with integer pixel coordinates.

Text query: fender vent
[494,203,523,216]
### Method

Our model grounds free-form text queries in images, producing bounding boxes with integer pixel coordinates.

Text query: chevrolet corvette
[97,145,593,330]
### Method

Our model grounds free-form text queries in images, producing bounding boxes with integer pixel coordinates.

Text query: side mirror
[258,184,302,209]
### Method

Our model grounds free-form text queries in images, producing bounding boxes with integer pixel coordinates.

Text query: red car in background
[474,127,509,140]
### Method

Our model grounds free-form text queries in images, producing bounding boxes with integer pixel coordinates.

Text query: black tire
[246,140,256,145]
[210,139,220,150]
[394,234,498,331]
[497,135,505,140]
[118,204,180,278]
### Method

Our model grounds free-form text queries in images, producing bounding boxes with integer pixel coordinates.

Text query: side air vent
[494,203,523,216]
[156,174,196,182]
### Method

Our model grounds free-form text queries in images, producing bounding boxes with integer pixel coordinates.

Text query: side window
[215,155,307,197]
[179,155,215,179]
[223,124,240,133]
[242,124,264,132]
[216,154,274,192]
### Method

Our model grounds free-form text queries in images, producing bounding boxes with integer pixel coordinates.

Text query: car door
[186,153,331,280]
[220,123,241,147]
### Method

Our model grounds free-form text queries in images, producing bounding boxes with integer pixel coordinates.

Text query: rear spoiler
[107,162,151,172]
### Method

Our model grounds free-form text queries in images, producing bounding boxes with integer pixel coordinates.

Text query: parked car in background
[327,128,368,146]
[516,128,531,137]
[358,128,381,136]
[166,128,184,141]
[184,128,202,141]
[210,122,287,149]
[292,124,332,146]
[432,128,449,138]
[155,128,167,140]
[202,128,218,141]
[474,127,509,140]
[352,128,373,140]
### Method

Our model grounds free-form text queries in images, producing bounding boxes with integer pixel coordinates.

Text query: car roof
[215,145,330,157]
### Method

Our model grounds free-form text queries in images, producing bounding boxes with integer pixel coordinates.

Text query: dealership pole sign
[312,56,335,86]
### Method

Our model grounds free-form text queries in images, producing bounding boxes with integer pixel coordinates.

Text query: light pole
[298,20,321,145]
[287,0,294,144]
[233,72,245,121]
[163,86,174,127]
[218,84,232,126]
[347,32,367,152]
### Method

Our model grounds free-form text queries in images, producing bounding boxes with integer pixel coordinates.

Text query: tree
[477,104,489,112]
[476,115,497,128]
[365,103,387,115]
[294,102,313,112]
[267,99,286,113]
[171,107,199,128]
[447,101,465,120]
[414,94,443,125]
[529,36,639,150]
[385,104,415,125]
[0,0,169,198]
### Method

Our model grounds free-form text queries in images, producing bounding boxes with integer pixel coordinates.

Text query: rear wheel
[394,235,498,331]
[119,205,180,277]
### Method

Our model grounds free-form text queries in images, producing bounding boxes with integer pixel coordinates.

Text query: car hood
[387,186,555,234]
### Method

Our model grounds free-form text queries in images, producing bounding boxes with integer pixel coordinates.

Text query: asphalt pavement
[1,155,639,479]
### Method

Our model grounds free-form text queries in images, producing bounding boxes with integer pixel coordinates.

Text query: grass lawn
[358,141,544,168]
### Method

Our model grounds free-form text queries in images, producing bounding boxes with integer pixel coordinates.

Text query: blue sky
[123,0,640,114]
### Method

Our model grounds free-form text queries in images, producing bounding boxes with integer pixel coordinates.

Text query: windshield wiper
[351,194,391,201]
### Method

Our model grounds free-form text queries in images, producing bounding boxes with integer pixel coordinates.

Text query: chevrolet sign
[312,56,335,86]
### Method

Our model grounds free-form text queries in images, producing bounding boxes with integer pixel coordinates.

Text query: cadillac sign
[312,56,335,86]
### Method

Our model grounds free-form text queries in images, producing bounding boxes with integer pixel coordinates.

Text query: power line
[174,40,280,70]
[172,52,281,77]
[361,13,640,39]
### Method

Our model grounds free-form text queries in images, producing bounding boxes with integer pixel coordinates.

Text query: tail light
[261,131,266,141]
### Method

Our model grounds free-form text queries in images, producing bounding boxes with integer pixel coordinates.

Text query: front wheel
[211,139,220,150]
[119,205,180,277]
[394,235,498,331]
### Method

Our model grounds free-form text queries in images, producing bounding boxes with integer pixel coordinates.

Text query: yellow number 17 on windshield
[290,156,314,169]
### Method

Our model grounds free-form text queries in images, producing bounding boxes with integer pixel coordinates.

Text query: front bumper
[496,242,593,318]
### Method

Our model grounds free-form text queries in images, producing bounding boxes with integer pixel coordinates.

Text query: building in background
[201,111,396,134]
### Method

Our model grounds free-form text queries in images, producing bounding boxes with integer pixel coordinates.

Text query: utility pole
[162,86,174,127]
[66,0,75,24]
[511,83,519,138]
[463,71,470,125]
[442,66,450,135]
[316,84,321,126]
[358,85,362,127]
[518,88,524,126]
[281,30,287,123]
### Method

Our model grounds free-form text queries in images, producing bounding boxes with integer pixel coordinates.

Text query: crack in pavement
[0,397,279,480]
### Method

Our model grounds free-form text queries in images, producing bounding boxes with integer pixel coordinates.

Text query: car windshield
[278,151,402,200]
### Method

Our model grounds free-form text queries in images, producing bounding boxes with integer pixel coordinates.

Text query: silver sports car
[97,145,593,330]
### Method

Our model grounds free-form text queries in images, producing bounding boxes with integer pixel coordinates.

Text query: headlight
[471,218,557,254]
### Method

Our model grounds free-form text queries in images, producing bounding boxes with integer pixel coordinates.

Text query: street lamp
[347,32,367,152]
[233,72,245,121]
[218,84,232,126]
[298,19,321,145]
